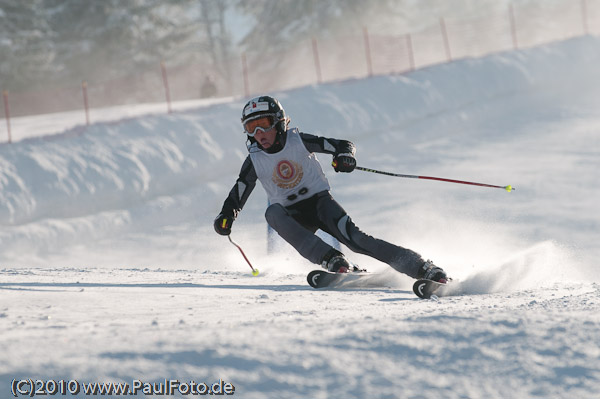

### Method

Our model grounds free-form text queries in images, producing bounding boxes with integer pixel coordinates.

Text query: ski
[412,279,461,299]
[307,269,373,289]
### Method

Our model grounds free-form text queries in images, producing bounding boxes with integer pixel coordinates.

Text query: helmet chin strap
[245,128,287,154]
[264,129,286,153]
[245,134,274,153]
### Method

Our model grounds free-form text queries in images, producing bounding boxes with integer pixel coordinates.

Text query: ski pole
[356,166,514,192]
[228,235,260,276]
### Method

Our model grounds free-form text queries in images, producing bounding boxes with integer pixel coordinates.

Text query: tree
[0,0,56,91]
[1,0,235,93]
[235,0,408,55]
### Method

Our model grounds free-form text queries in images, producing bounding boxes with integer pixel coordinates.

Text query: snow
[1,36,600,398]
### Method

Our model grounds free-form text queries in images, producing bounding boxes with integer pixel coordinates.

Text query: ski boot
[417,259,448,283]
[321,249,352,273]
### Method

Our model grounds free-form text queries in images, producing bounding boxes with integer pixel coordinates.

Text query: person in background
[200,75,217,98]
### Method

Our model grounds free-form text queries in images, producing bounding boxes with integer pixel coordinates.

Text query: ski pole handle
[356,166,514,192]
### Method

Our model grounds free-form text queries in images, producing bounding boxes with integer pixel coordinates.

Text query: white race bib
[250,128,330,206]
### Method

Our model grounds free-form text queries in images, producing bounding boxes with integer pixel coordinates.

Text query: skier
[214,95,448,282]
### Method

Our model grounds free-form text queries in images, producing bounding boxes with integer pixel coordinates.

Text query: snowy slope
[1,37,600,398]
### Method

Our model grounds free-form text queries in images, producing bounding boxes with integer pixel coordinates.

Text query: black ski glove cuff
[214,213,234,236]
[332,153,356,173]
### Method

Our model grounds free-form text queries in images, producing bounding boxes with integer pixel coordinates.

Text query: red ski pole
[228,235,259,276]
[356,166,514,192]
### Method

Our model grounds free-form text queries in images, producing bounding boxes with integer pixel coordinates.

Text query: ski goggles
[243,115,278,137]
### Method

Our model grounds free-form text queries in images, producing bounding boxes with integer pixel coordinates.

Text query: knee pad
[264,203,289,226]
[345,220,376,254]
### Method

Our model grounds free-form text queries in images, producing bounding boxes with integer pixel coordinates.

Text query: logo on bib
[272,160,303,189]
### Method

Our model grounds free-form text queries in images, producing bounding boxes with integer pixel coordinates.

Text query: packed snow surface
[1,37,600,398]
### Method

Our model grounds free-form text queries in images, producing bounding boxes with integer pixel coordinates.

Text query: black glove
[332,153,356,173]
[214,213,233,236]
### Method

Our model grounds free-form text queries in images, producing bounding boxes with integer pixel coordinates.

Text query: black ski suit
[217,129,425,278]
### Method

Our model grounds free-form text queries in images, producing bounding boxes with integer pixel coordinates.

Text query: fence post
[581,0,589,35]
[509,4,519,50]
[363,26,373,77]
[2,90,11,143]
[160,61,172,114]
[241,53,250,98]
[311,38,323,84]
[81,81,90,126]
[406,33,415,71]
[440,18,452,62]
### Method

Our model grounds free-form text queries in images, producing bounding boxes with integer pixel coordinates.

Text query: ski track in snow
[1,37,600,398]
[1,268,599,399]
